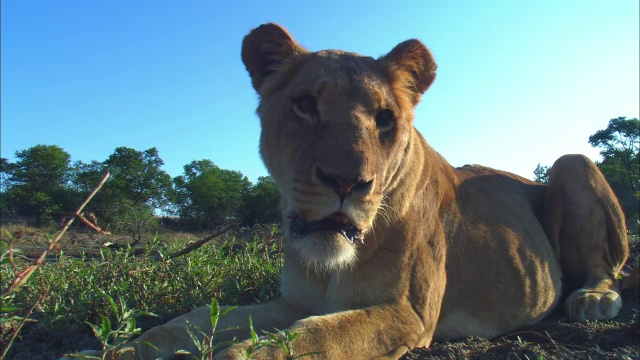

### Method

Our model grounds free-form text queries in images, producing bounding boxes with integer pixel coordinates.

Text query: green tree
[74,147,172,237]
[70,160,106,193]
[68,160,114,222]
[588,117,639,232]
[4,145,72,223]
[241,176,281,225]
[10,145,71,190]
[0,158,14,215]
[173,160,251,228]
[0,157,12,191]
[65,148,171,237]
[103,147,173,210]
[533,163,550,184]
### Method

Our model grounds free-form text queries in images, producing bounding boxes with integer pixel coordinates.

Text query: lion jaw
[283,203,376,271]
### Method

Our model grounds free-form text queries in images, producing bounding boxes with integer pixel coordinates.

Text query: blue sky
[2,1,638,183]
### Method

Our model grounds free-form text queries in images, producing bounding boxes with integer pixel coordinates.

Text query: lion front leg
[136,299,305,358]
[216,301,430,360]
[61,299,305,359]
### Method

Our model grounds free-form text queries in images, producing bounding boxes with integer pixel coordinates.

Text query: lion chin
[286,212,364,271]
[289,231,358,271]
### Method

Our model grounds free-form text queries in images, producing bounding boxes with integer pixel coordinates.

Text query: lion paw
[564,288,622,322]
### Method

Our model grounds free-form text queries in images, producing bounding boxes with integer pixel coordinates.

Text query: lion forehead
[290,53,394,101]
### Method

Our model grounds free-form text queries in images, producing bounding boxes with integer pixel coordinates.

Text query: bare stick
[59,212,111,234]
[47,172,111,252]
[167,223,238,260]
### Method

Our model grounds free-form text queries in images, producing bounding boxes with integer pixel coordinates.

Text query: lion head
[241,24,437,271]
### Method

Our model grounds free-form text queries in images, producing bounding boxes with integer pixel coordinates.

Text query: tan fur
[63,24,630,360]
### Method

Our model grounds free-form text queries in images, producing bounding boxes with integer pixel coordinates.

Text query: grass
[1,225,283,359]
[1,225,638,359]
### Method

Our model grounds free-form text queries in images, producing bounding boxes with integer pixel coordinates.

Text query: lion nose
[315,167,374,201]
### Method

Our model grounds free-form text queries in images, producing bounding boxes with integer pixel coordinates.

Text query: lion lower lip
[290,215,364,244]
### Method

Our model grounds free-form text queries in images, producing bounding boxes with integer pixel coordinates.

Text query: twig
[167,224,238,260]
[43,172,110,258]
[0,294,44,359]
[59,212,111,234]
[2,172,110,296]
[544,331,558,348]
[501,330,552,343]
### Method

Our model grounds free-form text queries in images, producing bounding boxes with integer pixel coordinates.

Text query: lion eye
[293,95,318,116]
[375,109,395,132]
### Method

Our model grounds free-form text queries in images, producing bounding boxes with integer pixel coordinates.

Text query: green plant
[1,225,285,358]
[109,201,159,243]
[83,289,156,359]
[240,314,305,360]
[515,335,534,346]
[254,325,299,359]
[178,298,238,359]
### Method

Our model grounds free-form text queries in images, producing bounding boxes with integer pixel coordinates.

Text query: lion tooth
[340,229,364,245]
[340,229,353,244]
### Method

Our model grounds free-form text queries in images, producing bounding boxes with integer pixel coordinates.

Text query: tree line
[534,117,639,233]
[0,146,280,233]
[1,117,637,234]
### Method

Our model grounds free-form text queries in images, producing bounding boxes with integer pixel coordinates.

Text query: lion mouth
[290,212,364,244]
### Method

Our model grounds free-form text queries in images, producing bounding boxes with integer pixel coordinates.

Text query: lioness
[67,23,629,359]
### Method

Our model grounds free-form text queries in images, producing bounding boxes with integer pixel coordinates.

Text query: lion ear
[380,39,437,107]
[241,23,308,92]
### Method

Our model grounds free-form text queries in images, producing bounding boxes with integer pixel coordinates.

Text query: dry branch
[59,212,111,234]
[167,223,238,260]
[2,172,110,296]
